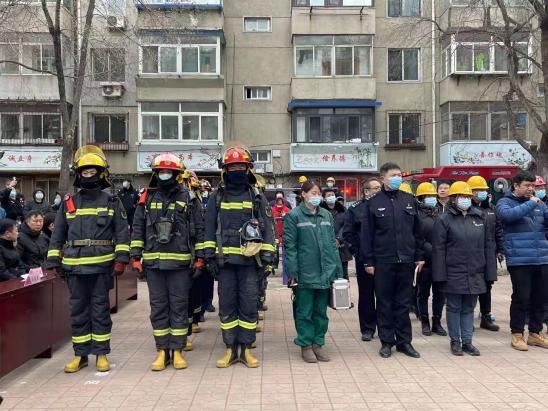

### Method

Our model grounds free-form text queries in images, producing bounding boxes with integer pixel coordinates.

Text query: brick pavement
[1,274,547,410]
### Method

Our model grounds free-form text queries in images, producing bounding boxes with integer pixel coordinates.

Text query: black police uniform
[360,188,424,347]
[204,182,275,347]
[47,189,130,356]
[343,198,376,337]
[130,184,204,351]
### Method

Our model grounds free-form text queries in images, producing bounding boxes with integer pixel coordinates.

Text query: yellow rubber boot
[250,341,257,349]
[240,345,259,368]
[64,356,88,373]
[151,349,169,371]
[258,312,264,321]
[256,324,262,333]
[216,347,238,368]
[192,323,202,334]
[172,350,188,370]
[96,355,110,372]
[183,340,194,352]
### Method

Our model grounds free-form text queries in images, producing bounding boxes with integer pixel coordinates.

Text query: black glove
[206,259,219,279]
[193,266,205,279]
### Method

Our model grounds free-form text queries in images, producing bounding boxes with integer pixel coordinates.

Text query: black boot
[420,316,431,336]
[480,314,500,332]
[431,316,447,336]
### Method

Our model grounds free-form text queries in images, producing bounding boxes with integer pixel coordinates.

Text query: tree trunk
[58,128,74,193]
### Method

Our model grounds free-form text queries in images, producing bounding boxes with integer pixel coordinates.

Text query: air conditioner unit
[107,15,126,30]
[101,83,124,98]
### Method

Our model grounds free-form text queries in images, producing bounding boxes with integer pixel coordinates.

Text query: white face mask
[35,192,44,201]
[122,181,130,189]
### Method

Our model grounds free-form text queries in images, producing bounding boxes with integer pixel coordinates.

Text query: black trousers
[374,262,414,346]
[258,268,268,309]
[68,273,113,356]
[202,271,215,310]
[187,277,202,336]
[508,265,548,334]
[355,259,376,334]
[417,279,445,318]
[478,281,493,315]
[147,269,192,350]
[218,264,259,346]
[341,261,349,280]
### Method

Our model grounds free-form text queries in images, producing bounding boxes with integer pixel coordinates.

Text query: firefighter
[130,153,204,371]
[204,147,275,368]
[46,146,130,373]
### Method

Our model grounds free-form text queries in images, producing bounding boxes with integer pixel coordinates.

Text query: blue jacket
[496,191,548,266]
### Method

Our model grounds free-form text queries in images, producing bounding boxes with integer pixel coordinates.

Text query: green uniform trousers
[293,287,330,347]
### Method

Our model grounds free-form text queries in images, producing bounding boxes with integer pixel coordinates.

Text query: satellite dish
[493,177,509,193]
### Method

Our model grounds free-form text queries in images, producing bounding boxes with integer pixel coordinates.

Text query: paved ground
[1,272,548,410]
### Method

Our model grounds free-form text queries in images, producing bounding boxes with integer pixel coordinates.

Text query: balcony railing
[94,141,129,151]
[0,138,62,146]
[136,0,223,10]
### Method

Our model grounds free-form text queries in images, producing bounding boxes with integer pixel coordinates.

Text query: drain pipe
[431,0,437,167]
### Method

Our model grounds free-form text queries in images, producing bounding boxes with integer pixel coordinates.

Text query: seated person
[0,219,24,281]
[17,210,49,273]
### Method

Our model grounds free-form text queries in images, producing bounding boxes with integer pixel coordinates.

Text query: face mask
[535,189,546,200]
[54,197,61,206]
[457,198,472,211]
[308,196,322,207]
[387,176,403,190]
[9,191,16,200]
[80,175,101,190]
[423,197,437,208]
[158,172,172,181]
[35,192,44,201]
[326,195,336,205]
[226,170,248,186]
[202,191,209,198]
[327,182,334,188]
[475,191,488,202]
[123,181,130,189]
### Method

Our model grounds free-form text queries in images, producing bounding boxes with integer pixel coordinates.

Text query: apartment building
[0,0,540,202]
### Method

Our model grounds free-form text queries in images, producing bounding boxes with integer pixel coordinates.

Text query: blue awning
[288,100,382,110]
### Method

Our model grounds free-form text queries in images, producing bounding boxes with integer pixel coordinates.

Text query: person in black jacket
[17,210,49,273]
[1,178,24,222]
[42,212,56,240]
[322,188,352,279]
[432,182,497,357]
[415,183,447,337]
[0,219,24,281]
[23,188,50,217]
[343,177,381,342]
[51,192,63,212]
[119,179,139,228]
[360,163,425,359]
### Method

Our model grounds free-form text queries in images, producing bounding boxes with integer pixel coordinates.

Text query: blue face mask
[325,196,336,205]
[535,189,546,200]
[387,176,403,190]
[423,197,437,208]
[457,198,472,211]
[308,196,322,207]
[158,172,172,181]
[54,197,61,206]
[475,191,488,202]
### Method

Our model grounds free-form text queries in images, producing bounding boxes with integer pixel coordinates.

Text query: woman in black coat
[16,210,49,273]
[0,219,24,281]
[432,182,497,357]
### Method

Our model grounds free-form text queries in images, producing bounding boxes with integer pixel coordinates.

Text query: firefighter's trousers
[68,273,113,356]
[187,276,202,335]
[218,264,259,346]
[147,269,192,350]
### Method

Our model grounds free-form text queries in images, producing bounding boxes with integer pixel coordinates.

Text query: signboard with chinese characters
[137,148,221,172]
[440,142,532,168]
[291,143,377,172]
[0,147,62,170]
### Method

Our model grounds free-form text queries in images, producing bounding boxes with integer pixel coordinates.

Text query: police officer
[130,153,204,371]
[360,162,425,359]
[343,177,381,342]
[204,147,275,368]
[47,146,129,373]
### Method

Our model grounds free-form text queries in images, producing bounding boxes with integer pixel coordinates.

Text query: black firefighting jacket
[46,188,130,275]
[204,184,275,266]
[130,185,204,271]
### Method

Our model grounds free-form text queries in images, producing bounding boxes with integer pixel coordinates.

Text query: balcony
[292,5,374,36]
[439,1,531,30]
[94,141,129,152]
[136,0,223,10]
[291,77,376,100]
[136,76,225,101]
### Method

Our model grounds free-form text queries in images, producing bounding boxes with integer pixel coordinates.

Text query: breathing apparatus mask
[240,218,263,257]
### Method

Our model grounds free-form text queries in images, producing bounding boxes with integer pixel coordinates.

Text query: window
[295,35,373,77]
[140,102,222,142]
[388,0,421,17]
[91,48,125,81]
[292,108,374,144]
[244,86,272,101]
[244,17,272,33]
[0,113,61,141]
[21,44,56,74]
[538,84,544,98]
[0,114,19,140]
[388,49,419,81]
[140,38,220,75]
[93,115,127,143]
[292,0,373,5]
[0,44,19,74]
[251,151,271,163]
[388,113,421,144]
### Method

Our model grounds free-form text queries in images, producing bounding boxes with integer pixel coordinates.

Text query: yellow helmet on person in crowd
[326,176,336,184]
[448,181,473,196]
[73,145,108,171]
[399,182,414,195]
[467,176,489,191]
[181,169,200,188]
[255,174,266,190]
[416,182,437,197]
[298,175,308,184]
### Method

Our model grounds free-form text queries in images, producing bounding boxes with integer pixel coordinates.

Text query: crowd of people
[0,145,547,374]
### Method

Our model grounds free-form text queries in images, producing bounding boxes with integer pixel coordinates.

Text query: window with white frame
[295,35,373,77]
[93,115,127,143]
[140,102,222,142]
[388,48,420,81]
[0,113,61,142]
[140,37,220,75]
[244,86,272,101]
[244,17,272,33]
[91,48,125,81]
[0,44,20,74]
[388,0,421,17]
[21,43,56,74]
[388,113,421,144]
[251,150,271,163]
[292,0,373,6]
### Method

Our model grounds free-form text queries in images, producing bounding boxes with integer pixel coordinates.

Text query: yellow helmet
[255,174,266,190]
[298,175,308,184]
[400,182,414,195]
[326,176,336,183]
[467,176,489,190]
[448,181,473,196]
[416,182,437,197]
[73,145,108,170]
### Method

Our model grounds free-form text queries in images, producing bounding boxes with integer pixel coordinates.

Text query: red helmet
[151,153,184,172]
[535,175,546,187]
[222,147,254,168]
